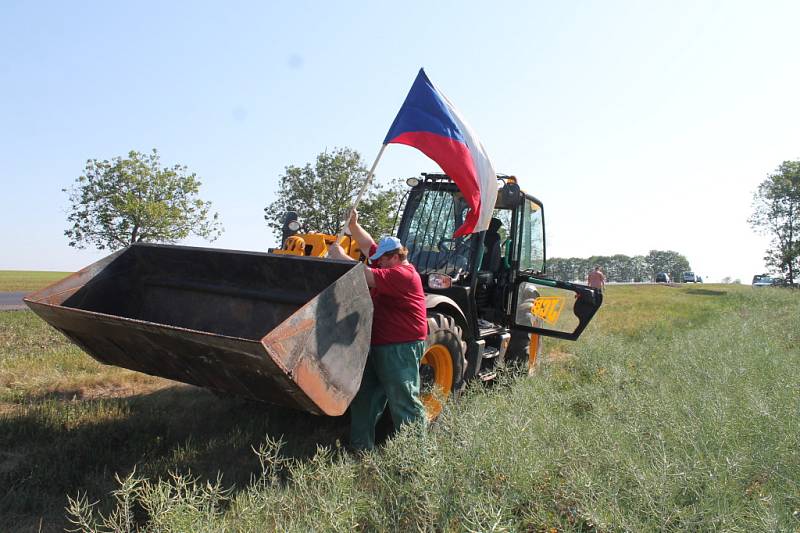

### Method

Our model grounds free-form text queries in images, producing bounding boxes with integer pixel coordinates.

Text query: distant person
[588,266,606,293]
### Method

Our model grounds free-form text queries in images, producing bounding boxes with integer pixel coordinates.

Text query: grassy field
[0,271,72,292]
[1,283,798,531]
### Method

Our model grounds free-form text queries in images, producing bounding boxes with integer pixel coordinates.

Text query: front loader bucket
[23,243,373,416]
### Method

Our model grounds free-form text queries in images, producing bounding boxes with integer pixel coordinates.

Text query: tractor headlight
[287,220,301,232]
[428,273,452,289]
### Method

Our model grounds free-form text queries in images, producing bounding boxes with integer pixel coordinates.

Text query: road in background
[0,292,27,311]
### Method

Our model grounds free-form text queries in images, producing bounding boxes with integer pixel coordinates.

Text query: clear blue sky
[2,1,799,283]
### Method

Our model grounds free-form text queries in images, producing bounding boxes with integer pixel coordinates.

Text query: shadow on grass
[685,289,727,296]
[0,385,348,532]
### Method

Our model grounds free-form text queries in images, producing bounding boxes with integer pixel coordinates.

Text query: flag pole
[335,143,388,243]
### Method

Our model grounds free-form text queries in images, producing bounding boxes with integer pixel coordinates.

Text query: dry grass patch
[0,271,71,292]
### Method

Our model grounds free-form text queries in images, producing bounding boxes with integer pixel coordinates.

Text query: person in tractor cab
[482,217,503,274]
[327,210,428,450]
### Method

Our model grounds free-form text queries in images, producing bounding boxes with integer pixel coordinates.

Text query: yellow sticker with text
[532,296,565,325]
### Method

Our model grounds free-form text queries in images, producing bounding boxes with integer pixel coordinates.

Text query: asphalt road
[0,292,28,311]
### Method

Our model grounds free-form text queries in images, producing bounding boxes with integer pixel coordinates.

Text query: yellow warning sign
[532,296,565,324]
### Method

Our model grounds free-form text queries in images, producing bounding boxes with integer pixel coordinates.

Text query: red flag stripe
[389,131,481,236]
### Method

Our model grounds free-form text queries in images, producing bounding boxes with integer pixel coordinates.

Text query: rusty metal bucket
[23,243,373,416]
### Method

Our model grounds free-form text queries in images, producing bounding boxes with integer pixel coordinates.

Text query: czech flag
[384,69,498,237]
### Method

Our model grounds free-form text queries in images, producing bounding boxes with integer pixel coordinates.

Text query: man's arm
[347,209,375,258]
[327,243,376,288]
[363,266,376,287]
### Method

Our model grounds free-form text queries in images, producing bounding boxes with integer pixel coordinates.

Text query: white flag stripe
[439,90,498,234]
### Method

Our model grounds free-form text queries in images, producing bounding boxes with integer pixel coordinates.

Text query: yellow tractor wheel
[419,312,466,420]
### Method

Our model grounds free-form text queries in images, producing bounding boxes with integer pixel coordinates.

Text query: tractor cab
[397,173,601,342]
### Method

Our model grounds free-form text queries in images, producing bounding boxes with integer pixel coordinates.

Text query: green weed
[2,284,799,531]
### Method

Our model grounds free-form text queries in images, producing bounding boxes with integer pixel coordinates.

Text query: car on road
[682,271,699,283]
[752,274,779,287]
[655,272,671,283]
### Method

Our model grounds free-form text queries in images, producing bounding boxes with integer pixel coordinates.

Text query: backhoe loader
[24,173,601,419]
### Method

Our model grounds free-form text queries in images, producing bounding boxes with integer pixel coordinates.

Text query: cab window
[401,189,475,275]
[517,198,544,273]
[491,209,513,264]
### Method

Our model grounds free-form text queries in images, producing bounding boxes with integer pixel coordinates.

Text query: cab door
[511,276,602,340]
[507,194,602,340]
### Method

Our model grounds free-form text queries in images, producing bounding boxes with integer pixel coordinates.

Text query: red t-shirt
[367,244,427,345]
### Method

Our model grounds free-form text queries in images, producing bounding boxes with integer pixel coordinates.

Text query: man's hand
[327,243,352,261]
[348,209,359,231]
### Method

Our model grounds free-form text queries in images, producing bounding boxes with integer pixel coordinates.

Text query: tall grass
[0,310,350,532]
[2,285,799,531]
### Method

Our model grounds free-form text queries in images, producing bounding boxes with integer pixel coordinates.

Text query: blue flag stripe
[383,69,466,144]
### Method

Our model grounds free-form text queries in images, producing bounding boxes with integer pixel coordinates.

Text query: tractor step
[478,370,497,382]
[482,346,500,359]
[477,318,502,337]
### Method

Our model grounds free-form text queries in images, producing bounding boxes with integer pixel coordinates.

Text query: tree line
[547,250,691,283]
[61,148,799,287]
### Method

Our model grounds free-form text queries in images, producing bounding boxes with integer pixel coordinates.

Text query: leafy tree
[547,257,587,282]
[629,255,649,282]
[64,149,222,251]
[749,160,800,284]
[644,250,691,281]
[264,147,403,243]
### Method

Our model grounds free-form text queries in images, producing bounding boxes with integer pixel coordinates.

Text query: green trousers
[349,340,426,450]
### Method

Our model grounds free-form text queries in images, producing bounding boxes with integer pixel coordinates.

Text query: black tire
[419,312,467,417]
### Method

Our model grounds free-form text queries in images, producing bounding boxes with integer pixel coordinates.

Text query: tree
[749,160,800,284]
[629,255,649,282]
[644,250,690,281]
[64,149,222,251]
[264,147,403,243]
[546,256,587,282]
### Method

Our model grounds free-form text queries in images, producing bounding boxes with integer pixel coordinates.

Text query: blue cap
[370,236,403,261]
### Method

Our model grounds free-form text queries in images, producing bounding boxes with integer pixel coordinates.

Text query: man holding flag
[330,68,498,449]
[329,211,428,451]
